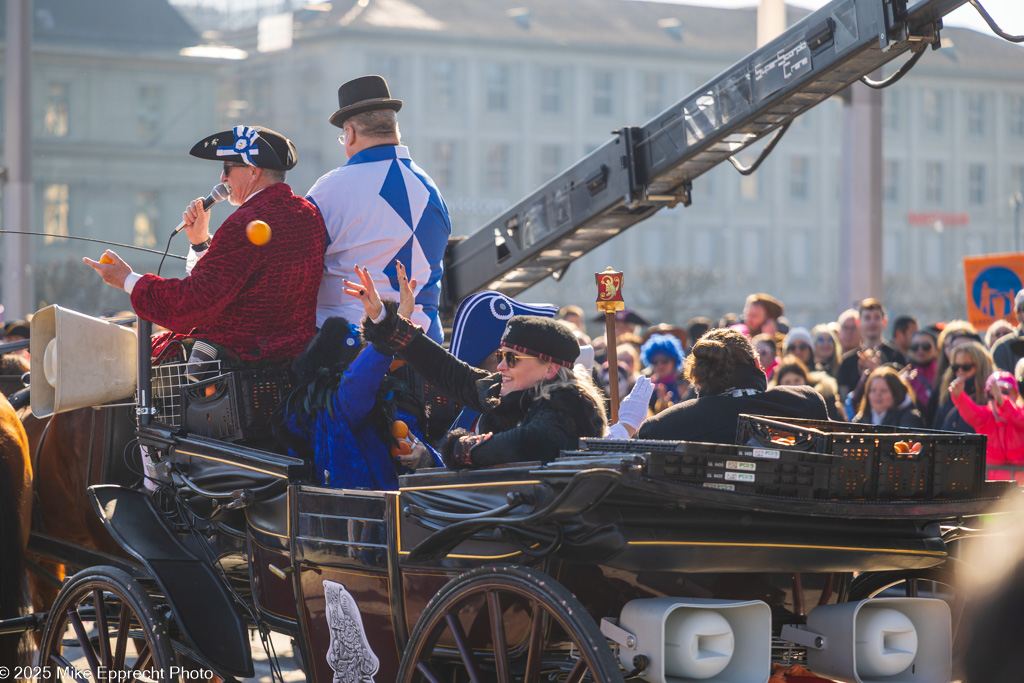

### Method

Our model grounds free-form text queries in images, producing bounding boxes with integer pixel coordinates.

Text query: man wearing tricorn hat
[85,126,326,362]
[308,75,451,342]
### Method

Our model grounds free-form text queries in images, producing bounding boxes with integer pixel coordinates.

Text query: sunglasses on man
[909,342,933,352]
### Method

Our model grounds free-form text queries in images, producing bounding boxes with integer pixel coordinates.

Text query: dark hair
[857,366,913,417]
[684,328,759,395]
[859,297,886,317]
[770,355,810,387]
[892,315,918,336]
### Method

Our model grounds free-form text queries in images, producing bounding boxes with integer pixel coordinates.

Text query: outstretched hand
[83,250,132,290]
[342,262,418,321]
[342,265,384,320]
[949,376,964,399]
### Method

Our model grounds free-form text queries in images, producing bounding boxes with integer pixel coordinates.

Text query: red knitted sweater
[132,183,326,361]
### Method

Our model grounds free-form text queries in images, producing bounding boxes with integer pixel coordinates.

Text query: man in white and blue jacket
[308,75,451,342]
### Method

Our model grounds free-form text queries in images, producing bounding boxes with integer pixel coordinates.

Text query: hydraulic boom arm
[443,0,972,307]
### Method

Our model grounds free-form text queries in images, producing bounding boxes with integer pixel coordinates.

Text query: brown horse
[18,405,127,615]
[0,391,32,664]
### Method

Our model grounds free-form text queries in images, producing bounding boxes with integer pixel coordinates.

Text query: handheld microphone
[172,183,230,234]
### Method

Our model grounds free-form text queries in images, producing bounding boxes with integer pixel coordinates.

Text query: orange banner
[963,253,1024,329]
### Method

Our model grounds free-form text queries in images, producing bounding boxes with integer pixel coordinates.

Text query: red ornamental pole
[595,267,625,424]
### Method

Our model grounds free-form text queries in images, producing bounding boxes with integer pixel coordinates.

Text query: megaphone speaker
[804,597,950,683]
[30,305,138,418]
[612,597,771,683]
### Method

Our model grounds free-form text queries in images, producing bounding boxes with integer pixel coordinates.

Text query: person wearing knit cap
[782,327,814,368]
[951,368,1024,482]
[347,267,608,469]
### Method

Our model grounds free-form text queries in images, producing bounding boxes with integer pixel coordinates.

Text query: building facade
[0,0,229,315]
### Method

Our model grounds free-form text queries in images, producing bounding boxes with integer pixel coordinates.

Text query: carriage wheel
[38,566,175,681]
[849,565,964,677]
[397,564,625,683]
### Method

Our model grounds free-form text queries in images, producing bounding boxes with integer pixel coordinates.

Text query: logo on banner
[972,266,1021,319]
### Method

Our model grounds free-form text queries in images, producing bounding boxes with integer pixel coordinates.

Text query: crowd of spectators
[555,291,1024,483]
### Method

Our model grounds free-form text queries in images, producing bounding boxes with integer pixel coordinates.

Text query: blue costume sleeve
[331,346,393,427]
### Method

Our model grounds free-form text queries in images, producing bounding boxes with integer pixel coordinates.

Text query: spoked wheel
[849,565,964,677]
[398,564,625,683]
[38,566,175,681]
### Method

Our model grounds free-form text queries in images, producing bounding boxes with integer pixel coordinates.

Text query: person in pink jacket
[950,370,1024,482]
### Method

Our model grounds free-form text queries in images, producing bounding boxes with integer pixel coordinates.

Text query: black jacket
[364,303,605,467]
[636,385,829,443]
[853,402,925,429]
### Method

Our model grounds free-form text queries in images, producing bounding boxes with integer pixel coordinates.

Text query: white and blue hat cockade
[217,126,261,166]
[449,291,558,368]
[189,125,298,171]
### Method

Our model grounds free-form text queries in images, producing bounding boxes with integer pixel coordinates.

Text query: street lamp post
[1013,192,1024,253]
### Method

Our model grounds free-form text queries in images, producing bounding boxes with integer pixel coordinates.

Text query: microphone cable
[0,230,186,260]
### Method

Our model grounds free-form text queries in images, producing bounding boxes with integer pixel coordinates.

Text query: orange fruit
[246,220,271,245]
[910,442,922,454]
[204,385,216,397]
[392,420,409,439]
[894,441,910,454]
[99,253,115,264]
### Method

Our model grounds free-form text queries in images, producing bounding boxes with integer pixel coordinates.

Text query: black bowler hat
[329,75,403,129]
[500,316,580,368]
[189,125,298,171]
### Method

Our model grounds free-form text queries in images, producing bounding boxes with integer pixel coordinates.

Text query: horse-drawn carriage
[0,306,1017,683]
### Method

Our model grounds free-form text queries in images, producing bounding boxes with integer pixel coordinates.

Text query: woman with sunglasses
[932,340,993,432]
[345,266,610,469]
[810,324,841,380]
[904,329,939,417]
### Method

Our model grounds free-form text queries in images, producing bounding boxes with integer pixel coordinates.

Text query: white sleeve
[185,244,210,274]
[124,272,142,294]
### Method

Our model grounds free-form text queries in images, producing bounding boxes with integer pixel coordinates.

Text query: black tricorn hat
[189,125,298,171]
[329,75,403,129]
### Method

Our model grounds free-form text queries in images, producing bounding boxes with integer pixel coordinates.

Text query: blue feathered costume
[275,317,442,489]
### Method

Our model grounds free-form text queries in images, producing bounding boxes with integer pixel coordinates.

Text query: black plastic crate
[571,441,837,499]
[183,368,293,442]
[735,414,987,499]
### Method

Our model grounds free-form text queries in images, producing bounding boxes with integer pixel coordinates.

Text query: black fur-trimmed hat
[189,125,298,170]
[329,75,403,128]
[291,317,362,383]
[500,316,579,368]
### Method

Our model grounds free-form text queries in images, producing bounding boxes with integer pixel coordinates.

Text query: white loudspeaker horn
[802,598,951,683]
[602,597,772,683]
[30,305,138,418]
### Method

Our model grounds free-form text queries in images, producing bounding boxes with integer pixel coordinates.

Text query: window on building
[431,141,455,192]
[138,86,161,142]
[485,63,510,112]
[968,164,986,206]
[368,56,401,93]
[922,90,943,134]
[883,90,900,132]
[1010,95,1024,139]
[790,156,809,200]
[428,59,456,112]
[44,82,69,137]
[485,143,510,192]
[134,191,158,248]
[883,160,900,204]
[642,72,667,119]
[592,70,614,117]
[925,161,944,205]
[538,144,563,185]
[788,231,810,278]
[966,93,987,137]
[43,183,69,244]
[539,67,563,114]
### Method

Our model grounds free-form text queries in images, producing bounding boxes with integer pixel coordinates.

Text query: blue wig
[640,333,685,368]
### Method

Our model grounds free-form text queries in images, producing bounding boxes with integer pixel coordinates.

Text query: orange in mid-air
[246,220,271,245]
[99,253,115,264]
